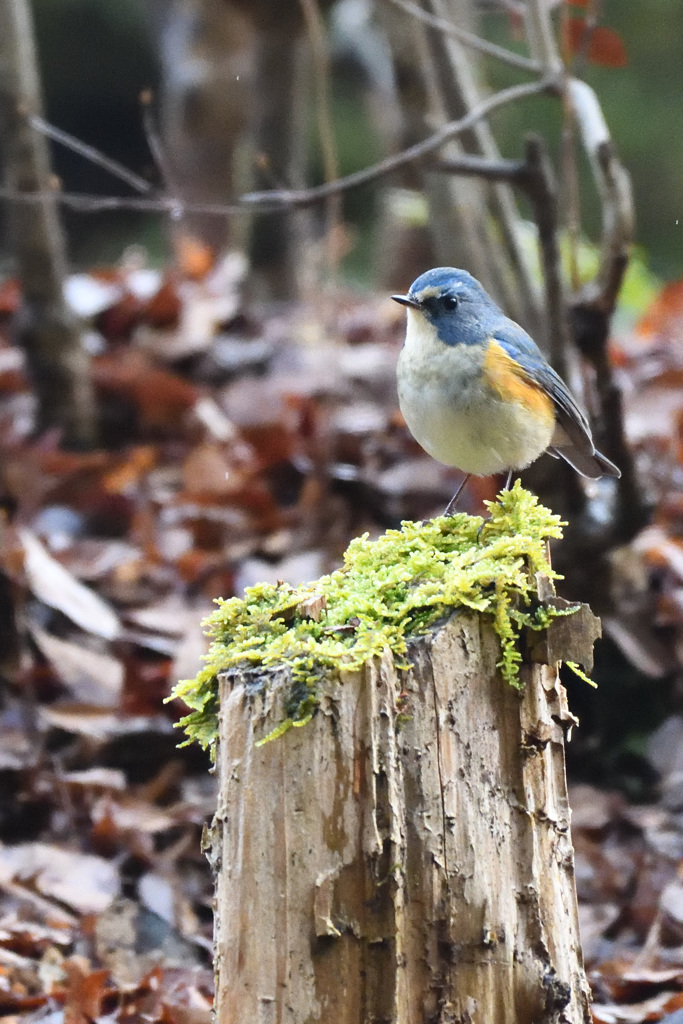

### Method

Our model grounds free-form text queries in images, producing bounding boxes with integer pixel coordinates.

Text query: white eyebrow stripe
[414,285,442,301]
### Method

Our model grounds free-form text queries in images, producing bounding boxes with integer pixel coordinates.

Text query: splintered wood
[209,615,592,1024]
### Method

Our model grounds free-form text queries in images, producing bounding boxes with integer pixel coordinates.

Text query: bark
[210,613,592,1024]
[0,0,97,448]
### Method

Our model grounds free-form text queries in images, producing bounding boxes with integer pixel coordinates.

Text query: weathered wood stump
[209,611,593,1024]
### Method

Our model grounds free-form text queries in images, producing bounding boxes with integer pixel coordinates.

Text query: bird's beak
[391,294,421,310]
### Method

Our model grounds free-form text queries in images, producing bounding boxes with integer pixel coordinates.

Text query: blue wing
[491,318,620,479]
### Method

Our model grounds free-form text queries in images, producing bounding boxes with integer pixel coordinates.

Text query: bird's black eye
[441,294,458,311]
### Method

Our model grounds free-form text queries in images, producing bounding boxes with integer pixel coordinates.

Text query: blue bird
[392,267,620,512]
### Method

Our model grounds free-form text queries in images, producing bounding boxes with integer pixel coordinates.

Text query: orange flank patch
[483,341,555,428]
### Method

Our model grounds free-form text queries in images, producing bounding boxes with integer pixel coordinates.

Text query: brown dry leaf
[0,277,20,316]
[591,991,680,1023]
[0,989,50,1015]
[97,290,145,341]
[569,785,622,832]
[29,626,123,707]
[19,530,120,640]
[0,346,27,394]
[0,844,119,915]
[170,605,213,684]
[62,958,110,1024]
[124,596,200,638]
[144,276,182,329]
[91,795,180,835]
[63,768,127,790]
[182,442,243,497]
[40,704,163,740]
[93,350,200,433]
[638,278,683,339]
[102,446,158,494]
[578,902,620,965]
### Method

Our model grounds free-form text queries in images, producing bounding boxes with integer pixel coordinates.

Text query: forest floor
[2,246,683,1023]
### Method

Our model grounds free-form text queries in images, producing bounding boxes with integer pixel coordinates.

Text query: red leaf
[144,275,182,328]
[0,277,21,316]
[63,961,111,1024]
[589,25,628,67]
[564,18,628,67]
[637,277,683,338]
[93,350,200,432]
[96,291,144,341]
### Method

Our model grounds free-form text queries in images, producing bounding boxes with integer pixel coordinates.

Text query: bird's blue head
[392,267,502,347]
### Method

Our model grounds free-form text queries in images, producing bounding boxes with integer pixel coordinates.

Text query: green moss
[170,482,578,751]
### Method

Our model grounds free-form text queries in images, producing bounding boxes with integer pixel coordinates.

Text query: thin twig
[384,0,542,73]
[436,137,570,376]
[2,76,556,219]
[567,77,634,305]
[435,153,528,182]
[240,75,556,207]
[140,91,184,217]
[524,0,563,73]
[0,187,243,216]
[522,135,570,378]
[28,115,154,195]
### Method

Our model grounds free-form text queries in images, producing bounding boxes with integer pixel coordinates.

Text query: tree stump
[209,611,593,1024]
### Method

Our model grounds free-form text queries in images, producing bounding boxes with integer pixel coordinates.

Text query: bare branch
[240,75,557,207]
[567,77,634,311]
[28,115,154,195]
[384,0,542,72]
[565,78,640,531]
[140,93,181,201]
[1,76,555,221]
[436,137,570,377]
[0,187,243,217]
[524,0,563,74]
[435,153,528,182]
[521,135,570,378]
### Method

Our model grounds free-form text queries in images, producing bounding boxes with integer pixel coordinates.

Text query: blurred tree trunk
[156,0,328,300]
[0,0,97,449]
[156,0,254,253]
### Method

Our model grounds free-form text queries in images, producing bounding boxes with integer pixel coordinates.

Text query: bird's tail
[547,445,621,479]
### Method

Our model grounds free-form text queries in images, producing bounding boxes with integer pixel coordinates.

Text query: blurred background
[2,0,683,1019]
[13,0,683,277]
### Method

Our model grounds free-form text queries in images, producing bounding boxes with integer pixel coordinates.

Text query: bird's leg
[503,470,513,490]
[443,474,470,516]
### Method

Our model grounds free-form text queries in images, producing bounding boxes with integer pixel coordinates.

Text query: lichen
[170,482,579,751]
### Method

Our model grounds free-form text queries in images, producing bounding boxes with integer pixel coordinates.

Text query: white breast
[396,311,554,476]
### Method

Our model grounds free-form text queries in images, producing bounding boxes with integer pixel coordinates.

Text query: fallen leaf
[93,350,200,433]
[591,992,679,1023]
[0,277,21,316]
[29,626,123,707]
[64,274,122,319]
[63,768,127,790]
[144,276,182,329]
[0,844,119,915]
[62,959,110,1024]
[637,278,683,339]
[19,530,120,640]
